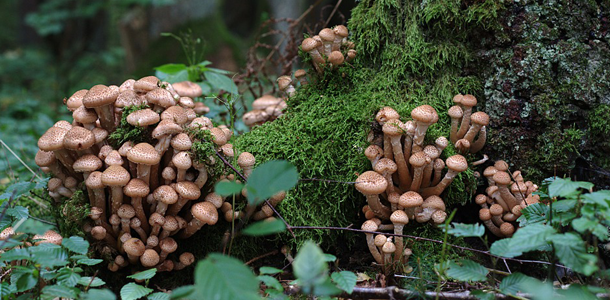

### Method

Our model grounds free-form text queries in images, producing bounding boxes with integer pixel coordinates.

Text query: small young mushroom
[179,201,218,238]
[174,252,195,270]
[355,171,391,220]
[361,220,383,264]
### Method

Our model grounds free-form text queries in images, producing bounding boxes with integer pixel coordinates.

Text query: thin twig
[245,249,279,265]
[0,138,42,181]
[299,178,359,184]
[323,0,343,28]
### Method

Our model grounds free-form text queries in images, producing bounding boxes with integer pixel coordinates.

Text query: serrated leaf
[446,223,485,237]
[62,236,89,254]
[154,63,187,74]
[446,259,488,282]
[77,258,104,266]
[293,241,328,294]
[7,206,29,219]
[169,285,194,299]
[78,276,106,287]
[204,71,238,94]
[0,181,36,201]
[548,178,593,198]
[41,284,78,299]
[194,253,260,300]
[259,266,283,275]
[15,218,53,235]
[499,272,533,295]
[550,232,598,276]
[490,224,556,258]
[582,190,610,208]
[331,271,357,294]
[245,160,298,206]
[30,243,69,268]
[56,268,81,287]
[572,217,608,241]
[148,292,171,300]
[471,290,495,300]
[243,219,286,236]
[82,288,117,300]
[127,268,157,280]
[258,275,283,291]
[519,278,556,300]
[214,181,244,197]
[0,247,31,262]
[1,282,15,297]
[518,203,549,226]
[120,283,153,300]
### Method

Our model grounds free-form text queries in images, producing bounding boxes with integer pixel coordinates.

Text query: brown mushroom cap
[101,165,131,187]
[422,195,446,211]
[63,126,96,151]
[66,89,88,111]
[161,106,188,125]
[479,208,492,221]
[333,25,348,37]
[446,155,468,172]
[448,105,463,119]
[375,107,400,124]
[73,154,102,173]
[399,191,424,208]
[301,38,319,52]
[492,171,512,186]
[82,85,118,108]
[171,133,192,151]
[38,127,68,151]
[355,171,388,195]
[127,109,160,127]
[361,219,379,232]
[124,178,150,198]
[134,76,160,93]
[175,181,201,200]
[147,88,176,108]
[191,201,218,225]
[411,105,439,124]
[319,28,335,42]
[152,120,182,140]
[123,238,146,257]
[328,51,344,65]
[154,185,179,205]
[390,210,409,225]
[237,152,256,169]
[173,81,203,98]
[140,249,160,267]
[461,94,478,108]
[470,112,490,126]
[489,204,503,216]
[494,160,509,172]
[127,143,161,165]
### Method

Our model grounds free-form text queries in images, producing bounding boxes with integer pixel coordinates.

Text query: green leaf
[550,232,598,276]
[490,224,555,258]
[243,219,286,236]
[312,277,343,296]
[156,69,189,83]
[41,284,78,299]
[0,247,31,262]
[259,266,283,275]
[517,203,549,226]
[331,271,357,294]
[258,275,283,291]
[519,278,556,300]
[194,253,260,300]
[265,289,288,300]
[77,258,104,266]
[572,217,609,241]
[57,268,81,287]
[323,254,337,262]
[552,199,578,212]
[148,292,171,300]
[548,178,593,198]
[214,181,244,197]
[61,236,89,254]
[15,218,53,235]
[15,272,37,292]
[7,206,29,219]
[29,244,69,267]
[446,223,485,237]
[127,268,157,280]
[120,283,153,300]
[499,273,533,295]
[169,285,195,299]
[471,290,495,300]
[582,190,610,208]
[245,160,299,206]
[293,241,328,294]
[445,259,488,282]
[204,71,238,94]
[78,276,106,287]
[154,63,188,74]
[557,285,598,300]
[82,288,117,300]
[0,181,36,201]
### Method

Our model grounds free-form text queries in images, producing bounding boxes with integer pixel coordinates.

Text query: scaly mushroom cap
[176,181,201,200]
[191,201,218,225]
[82,85,118,108]
[161,106,188,125]
[179,252,195,266]
[34,150,56,167]
[390,210,409,225]
[446,155,468,172]
[333,25,348,38]
[160,237,178,253]
[470,112,490,126]
[0,227,14,240]
[73,106,98,124]
[66,89,88,111]
[411,105,439,125]
[461,94,477,108]
[173,151,192,170]
[53,120,73,131]
[319,28,335,42]
[489,204,503,216]
[209,128,227,146]
[409,151,430,168]
[171,133,192,152]
[399,191,424,208]
[86,171,104,189]
[500,223,515,237]
[435,136,449,151]
[134,76,160,93]
[152,120,182,140]
[124,178,150,198]
[479,208,492,221]
[494,160,509,172]
[118,204,136,219]
[73,154,102,173]
[127,109,160,127]
[355,171,387,195]
[475,194,488,205]
[448,105,463,119]
[252,95,283,110]
[374,234,387,248]
[154,185,179,205]
[123,238,146,257]
[92,128,108,144]
[382,239,396,254]
[237,152,256,169]
[64,126,95,151]
[361,219,379,232]
[328,51,344,65]
[453,94,464,105]
[374,158,397,175]
[115,90,138,108]
[127,143,161,165]
[422,195,445,211]
[492,171,512,186]
[102,165,131,187]
[301,38,320,52]
[375,107,399,124]
[277,75,293,91]
[104,150,123,166]
[173,81,203,98]
[382,119,404,136]
[147,88,176,108]
[34,230,63,245]
[140,249,160,267]
[294,69,307,80]
[38,127,68,151]
[365,145,383,163]
[483,166,497,178]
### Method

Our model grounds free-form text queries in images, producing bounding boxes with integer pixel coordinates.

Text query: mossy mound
[233,0,503,249]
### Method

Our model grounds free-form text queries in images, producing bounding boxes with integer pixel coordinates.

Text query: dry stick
[288,226,564,267]
[0,138,43,181]
[245,249,279,265]
[323,0,343,28]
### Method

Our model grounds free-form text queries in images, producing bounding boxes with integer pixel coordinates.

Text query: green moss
[108,104,153,147]
[589,105,610,137]
[232,0,503,251]
[53,189,90,238]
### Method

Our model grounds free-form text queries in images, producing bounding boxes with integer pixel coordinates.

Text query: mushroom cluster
[242,94,287,127]
[34,76,263,272]
[357,105,469,274]
[475,160,540,237]
[301,25,356,74]
[448,94,489,154]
